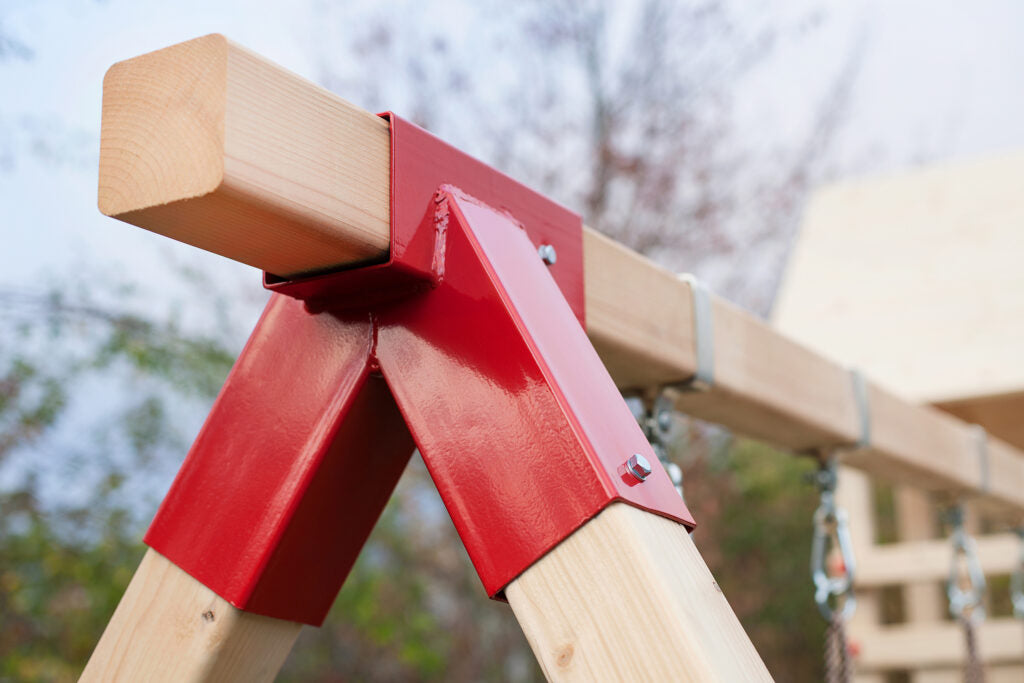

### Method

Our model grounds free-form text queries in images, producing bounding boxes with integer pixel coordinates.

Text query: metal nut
[538,244,557,265]
[625,453,652,482]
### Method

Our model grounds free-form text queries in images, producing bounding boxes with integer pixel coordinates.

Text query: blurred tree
[0,281,239,681]
[0,0,867,681]
[314,0,863,313]
[300,0,864,679]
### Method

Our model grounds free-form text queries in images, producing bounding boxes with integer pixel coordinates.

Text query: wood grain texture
[773,151,1024,405]
[505,503,772,682]
[844,381,1024,516]
[81,549,301,682]
[674,293,861,451]
[100,34,390,277]
[583,229,697,388]
[99,35,1024,517]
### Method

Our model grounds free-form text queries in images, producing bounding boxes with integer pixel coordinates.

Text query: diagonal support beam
[83,179,765,680]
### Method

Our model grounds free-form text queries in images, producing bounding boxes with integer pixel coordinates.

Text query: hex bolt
[538,243,557,266]
[625,453,652,482]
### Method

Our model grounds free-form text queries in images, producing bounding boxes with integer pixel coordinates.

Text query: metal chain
[945,505,986,683]
[632,393,685,501]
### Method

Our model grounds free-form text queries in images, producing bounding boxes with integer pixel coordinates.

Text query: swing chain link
[945,504,986,623]
[810,456,857,623]
[636,393,685,501]
[1010,527,1024,619]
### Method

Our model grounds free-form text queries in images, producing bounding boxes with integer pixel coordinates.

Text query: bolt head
[538,244,557,265]
[625,453,652,481]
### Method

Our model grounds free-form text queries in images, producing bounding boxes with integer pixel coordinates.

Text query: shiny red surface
[266,114,586,325]
[378,189,694,596]
[146,115,693,625]
[145,300,415,625]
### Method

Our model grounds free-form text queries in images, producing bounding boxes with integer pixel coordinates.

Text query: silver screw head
[538,244,557,265]
[625,453,652,481]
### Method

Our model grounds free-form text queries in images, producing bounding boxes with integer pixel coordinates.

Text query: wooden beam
[772,152,1024,451]
[99,34,390,277]
[912,667,1024,683]
[857,618,1024,670]
[671,294,860,451]
[505,503,772,682]
[844,384,1024,517]
[99,35,1024,518]
[937,390,1024,451]
[893,487,945,624]
[81,549,301,682]
[856,532,1020,587]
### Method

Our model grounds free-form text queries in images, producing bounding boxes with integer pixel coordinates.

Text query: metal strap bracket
[677,274,714,392]
[848,368,871,450]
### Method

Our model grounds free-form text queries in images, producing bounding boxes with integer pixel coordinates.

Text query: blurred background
[2,1,1023,680]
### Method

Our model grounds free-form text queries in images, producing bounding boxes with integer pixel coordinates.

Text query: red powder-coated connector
[145,115,694,626]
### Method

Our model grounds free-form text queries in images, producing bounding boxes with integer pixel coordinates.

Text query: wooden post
[99,35,1024,520]
[81,550,301,682]
[92,34,770,681]
[506,504,771,681]
[834,466,885,683]
[92,34,1024,679]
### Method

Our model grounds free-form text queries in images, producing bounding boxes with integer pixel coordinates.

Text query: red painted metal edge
[265,114,586,326]
[145,298,415,625]
[146,114,693,625]
[378,188,694,597]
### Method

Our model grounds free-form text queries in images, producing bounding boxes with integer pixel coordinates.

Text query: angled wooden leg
[507,504,772,682]
[80,550,301,682]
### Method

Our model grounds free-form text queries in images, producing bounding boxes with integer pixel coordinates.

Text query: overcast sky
[2,0,1023,525]
[4,0,1024,324]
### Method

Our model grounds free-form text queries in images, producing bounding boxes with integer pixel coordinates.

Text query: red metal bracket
[145,115,694,626]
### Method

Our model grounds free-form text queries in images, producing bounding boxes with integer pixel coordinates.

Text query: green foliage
[684,436,827,681]
[0,282,835,681]
[0,283,238,680]
[0,507,143,682]
[279,463,543,682]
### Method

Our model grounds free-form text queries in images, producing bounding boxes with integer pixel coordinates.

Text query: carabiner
[810,459,857,622]
[945,505,986,622]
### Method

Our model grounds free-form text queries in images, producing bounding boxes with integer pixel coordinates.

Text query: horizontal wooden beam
[856,618,1024,670]
[100,34,1024,518]
[857,532,1020,587]
[99,34,391,277]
